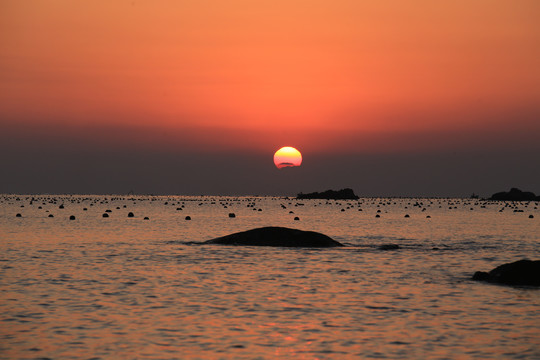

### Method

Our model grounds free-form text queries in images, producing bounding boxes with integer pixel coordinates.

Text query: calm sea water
[1,195,539,359]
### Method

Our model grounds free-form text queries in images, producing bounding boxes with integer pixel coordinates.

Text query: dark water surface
[1,195,539,359]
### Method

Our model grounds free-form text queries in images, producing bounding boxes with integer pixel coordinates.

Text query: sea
[1,195,539,359]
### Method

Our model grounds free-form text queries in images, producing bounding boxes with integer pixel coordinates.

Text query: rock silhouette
[203,226,344,247]
[472,259,540,286]
[489,188,539,201]
[297,188,359,200]
[378,244,400,250]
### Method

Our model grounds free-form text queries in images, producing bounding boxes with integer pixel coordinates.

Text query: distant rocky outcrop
[489,188,539,201]
[472,259,540,286]
[203,226,344,247]
[297,188,359,200]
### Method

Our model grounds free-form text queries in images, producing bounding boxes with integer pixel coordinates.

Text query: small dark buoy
[48,214,54,218]
[103,213,109,218]
[69,215,76,220]
[294,216,300,220]
[15,213,22,217]
[185,216,191,220]
[375,214,380,218]
[144,216,149,220]
[228,213,236,218]
[530,215,534,219]
[404,214,410,218]
[128,212,134,218]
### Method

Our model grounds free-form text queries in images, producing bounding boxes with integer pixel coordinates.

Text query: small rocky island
[297,188,359,200]
[203,226,344,247]
[489,188,539,201]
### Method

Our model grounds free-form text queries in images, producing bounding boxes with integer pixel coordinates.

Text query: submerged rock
[203,226,344,247]
[378,244,400,250]
[472,259,540,286]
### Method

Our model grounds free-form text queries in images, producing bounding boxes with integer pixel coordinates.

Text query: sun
[274,146,302,169]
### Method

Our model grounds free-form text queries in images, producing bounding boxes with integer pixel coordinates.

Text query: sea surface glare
[1,195,539,359]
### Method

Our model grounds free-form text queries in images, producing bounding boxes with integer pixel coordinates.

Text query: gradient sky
[1,0,539,196]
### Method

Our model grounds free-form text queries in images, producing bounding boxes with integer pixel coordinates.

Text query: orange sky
[1,0,539,154]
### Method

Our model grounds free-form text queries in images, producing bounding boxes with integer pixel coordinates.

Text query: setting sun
[274,146,302,169]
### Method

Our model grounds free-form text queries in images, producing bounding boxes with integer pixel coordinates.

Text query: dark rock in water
[489,188,539,201]
[203,226,344,247]
[378,244,400,250]
[294,216,300,221]
[228,213,236,218]
[144,216,149,220]
[297,188,359,200]
[127,212,134,218]
[472,259,540,286]
[16,213,22,217]
[185,216,191,220]
[69,215,76,220]
[529,215,534,219]
[103,213,109,218]
[48,214,54,218]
